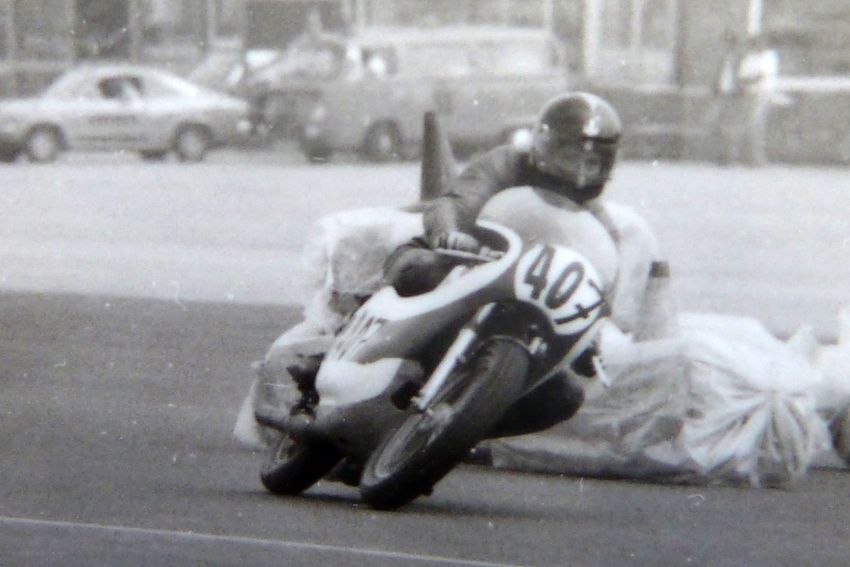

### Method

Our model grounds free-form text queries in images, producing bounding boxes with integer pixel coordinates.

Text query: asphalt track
[2,152,849,565]
[1,292,848,567]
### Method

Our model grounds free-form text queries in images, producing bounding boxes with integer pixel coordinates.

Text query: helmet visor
[536,136,618,190]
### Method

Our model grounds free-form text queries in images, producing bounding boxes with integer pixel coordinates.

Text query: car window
[268,39,348,80]
[145,72,206,98]
[42,72,89,99]
[400,42,472,77]
[97,76,142,100]
[360,47,397,78]
[471,40,558,76]
[141,75,182,98]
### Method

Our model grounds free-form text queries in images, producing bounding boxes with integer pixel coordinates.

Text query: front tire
[173,125,210,162]
[360,338,529,510]
[260,432,342,495]
[25,127,61,163]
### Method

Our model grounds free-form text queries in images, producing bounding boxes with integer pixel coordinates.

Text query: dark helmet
[530,92,622,198]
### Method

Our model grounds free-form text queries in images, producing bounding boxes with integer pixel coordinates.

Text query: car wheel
[260,93,295,140]
[303,144,332,164]
[174,125,210,162]
[0,145,20,163]
[25,127,61,163]
[362,122,401,162]
[140,150,168,161]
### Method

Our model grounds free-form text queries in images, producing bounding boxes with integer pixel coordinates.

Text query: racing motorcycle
[254,219,609,510]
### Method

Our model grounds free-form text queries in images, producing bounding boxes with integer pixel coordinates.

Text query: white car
[0,64,254,163]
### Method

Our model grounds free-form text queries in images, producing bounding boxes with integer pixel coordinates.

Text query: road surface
[1,151,848,565]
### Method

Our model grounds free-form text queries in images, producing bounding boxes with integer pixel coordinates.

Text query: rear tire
[260,432,342,495]
[303,143,333,163]
[173,125,210,162]
[362,122,401,162]
[0,145,20,163]
[360,338,529,510]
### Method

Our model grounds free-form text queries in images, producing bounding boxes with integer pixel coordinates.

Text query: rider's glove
[428,230,480,253]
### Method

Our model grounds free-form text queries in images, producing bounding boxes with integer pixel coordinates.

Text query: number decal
[523,245,554,300]
[515,244,606,335]
[545,261,584,310]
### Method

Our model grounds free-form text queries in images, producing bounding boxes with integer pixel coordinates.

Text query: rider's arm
[423,145,521,245]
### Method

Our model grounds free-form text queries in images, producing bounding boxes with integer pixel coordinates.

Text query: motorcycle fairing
[325,221,524,365]
[316,220,608,411]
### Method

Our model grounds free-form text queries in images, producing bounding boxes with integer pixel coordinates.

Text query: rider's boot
[287,354,323,417]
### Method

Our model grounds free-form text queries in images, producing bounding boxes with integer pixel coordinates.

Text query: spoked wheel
[260,430,342,495]
[360,338,529,510]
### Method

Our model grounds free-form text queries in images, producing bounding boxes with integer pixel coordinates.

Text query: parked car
[189,43,283,98]
[239,33,351,140]
[291,26,569,162]
[768,75,850,164]
[0,64,254,163]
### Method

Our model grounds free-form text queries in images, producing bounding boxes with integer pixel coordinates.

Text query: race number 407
[514,244,606,335]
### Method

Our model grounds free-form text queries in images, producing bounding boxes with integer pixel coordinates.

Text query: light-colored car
[296,26,569,162]
[0,64,254,163]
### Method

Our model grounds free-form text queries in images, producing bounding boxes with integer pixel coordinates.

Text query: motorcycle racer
[235,93,673,449]
[385,92,623,297]
[381,92,652,439]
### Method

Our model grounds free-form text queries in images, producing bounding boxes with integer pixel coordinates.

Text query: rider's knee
[383,241,453,297]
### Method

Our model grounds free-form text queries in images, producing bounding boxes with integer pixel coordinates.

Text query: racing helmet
[530,92,622,198]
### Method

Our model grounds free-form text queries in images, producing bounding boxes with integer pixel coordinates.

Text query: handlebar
[433,247,504,263]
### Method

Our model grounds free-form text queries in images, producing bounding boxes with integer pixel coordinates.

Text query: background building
[1,0,849,163]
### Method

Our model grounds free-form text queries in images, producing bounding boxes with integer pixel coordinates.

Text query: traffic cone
[419,111,458,202]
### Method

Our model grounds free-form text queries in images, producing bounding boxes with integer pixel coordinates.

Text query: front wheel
[173,125,210,162]
[360,338,529,510]
[25,127,61,163]
[260,432,342,495]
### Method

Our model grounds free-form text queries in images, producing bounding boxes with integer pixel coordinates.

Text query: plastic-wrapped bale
[233,207,423,448]
[491,313,833,487]
[677,314,832,486]
[810,305,850,465]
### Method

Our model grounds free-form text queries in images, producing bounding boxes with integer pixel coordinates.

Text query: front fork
[413,302,544,411]
[413,303,497,410]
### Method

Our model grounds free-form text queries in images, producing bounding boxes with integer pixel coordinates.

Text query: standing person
[734,33,780,166]
[712,32,743,165]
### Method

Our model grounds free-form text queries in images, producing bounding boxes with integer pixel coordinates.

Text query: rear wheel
[25,127,61,163]
[362,122,401,162]
[173,125,210,162]
[0,145,20,163]
[259,92,296,140]
[360,338,529,510]
[303,143,333,163]
[260,432,342,495]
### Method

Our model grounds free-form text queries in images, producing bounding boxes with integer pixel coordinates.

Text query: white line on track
[0,515,525,567]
